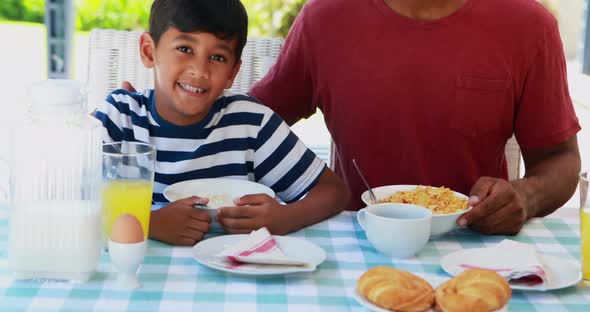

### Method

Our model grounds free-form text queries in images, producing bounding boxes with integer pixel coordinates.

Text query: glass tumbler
[102,142,156,247]
[580,172,590,281]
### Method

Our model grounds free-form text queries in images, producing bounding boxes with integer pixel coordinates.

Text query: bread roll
[357,266,434,312]
[434,269,511,312]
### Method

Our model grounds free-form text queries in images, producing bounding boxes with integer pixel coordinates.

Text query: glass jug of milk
[3,80,103,282]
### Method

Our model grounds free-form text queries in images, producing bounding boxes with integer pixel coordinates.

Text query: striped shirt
[94,89,326,205]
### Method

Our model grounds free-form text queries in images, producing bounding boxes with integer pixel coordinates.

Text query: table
[0,208,588,311]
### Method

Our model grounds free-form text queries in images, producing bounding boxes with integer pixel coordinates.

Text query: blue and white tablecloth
[0,208,588,311]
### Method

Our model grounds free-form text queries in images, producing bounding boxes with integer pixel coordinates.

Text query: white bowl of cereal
[361,185,472,237]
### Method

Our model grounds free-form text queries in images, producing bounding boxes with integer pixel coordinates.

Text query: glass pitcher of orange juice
[102,142,156,247]
[580,172,590,281]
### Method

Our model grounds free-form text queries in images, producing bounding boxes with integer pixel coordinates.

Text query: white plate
[352,273,508,312]
[353,289,507,312]
[352,274,444,312]
[192,234,326,276]
[163,178,275,203]
[164,178,275,232]
[353,289,406,312]
[441,248,582,291]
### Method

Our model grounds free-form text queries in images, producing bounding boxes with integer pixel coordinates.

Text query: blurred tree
[0,0,48,23]
[243,0,307,38]
[0,0,309,38]
[537,0,559,16]
[276,0,307,38]
[22,0,43,23]
[0,0,26,21]
[76,0,151,31]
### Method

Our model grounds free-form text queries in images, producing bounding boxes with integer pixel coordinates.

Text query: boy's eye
[177,46,192,53]
[210,55,226,62]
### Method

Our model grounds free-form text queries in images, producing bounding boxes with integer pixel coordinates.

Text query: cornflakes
[377,186,469,214]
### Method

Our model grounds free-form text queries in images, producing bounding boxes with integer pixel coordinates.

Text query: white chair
[86,28,284,112]
[85,28,522,180]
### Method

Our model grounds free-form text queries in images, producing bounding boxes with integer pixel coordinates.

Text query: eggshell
[110,213,144,243]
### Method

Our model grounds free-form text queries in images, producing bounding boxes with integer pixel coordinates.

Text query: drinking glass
[580,172,590,281]
[102,142,156,247]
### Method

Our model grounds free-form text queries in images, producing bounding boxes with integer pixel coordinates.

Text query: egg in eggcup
[108,213,147,289]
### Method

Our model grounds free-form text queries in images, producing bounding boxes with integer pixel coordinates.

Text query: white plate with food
[353,288,411,312]
[164,178,275,232]
[441,248,582,291]
[353,288,508,312]
[353,272,509,312]
[164,178,275,203]
[361,185,472,236]
[192,234,326,276]
[352,273,446,312]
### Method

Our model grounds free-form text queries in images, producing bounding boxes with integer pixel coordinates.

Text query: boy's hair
[149,0,248,62]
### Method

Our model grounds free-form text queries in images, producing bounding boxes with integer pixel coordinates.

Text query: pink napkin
[457,239,551,289]
[217,227,310,266]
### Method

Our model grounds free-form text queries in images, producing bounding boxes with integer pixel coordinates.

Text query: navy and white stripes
[94,89,326,205]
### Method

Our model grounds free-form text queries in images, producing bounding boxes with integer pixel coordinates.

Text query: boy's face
[140,27,241,126]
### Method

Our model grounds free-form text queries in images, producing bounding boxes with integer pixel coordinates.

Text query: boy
[94,0,349,246]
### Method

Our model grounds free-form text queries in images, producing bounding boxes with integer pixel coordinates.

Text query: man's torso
[253,0,578,210]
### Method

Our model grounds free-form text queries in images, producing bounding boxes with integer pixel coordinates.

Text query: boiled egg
[110,213,144,243]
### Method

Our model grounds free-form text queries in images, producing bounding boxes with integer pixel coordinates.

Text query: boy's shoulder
[107,88,153,108]
[221,91,276,115]
[108,88,152,100]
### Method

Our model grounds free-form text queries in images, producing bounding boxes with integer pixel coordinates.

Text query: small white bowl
[361,185,472,237]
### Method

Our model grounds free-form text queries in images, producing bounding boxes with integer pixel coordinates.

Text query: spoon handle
[352,158,378,205]
[194,202,209,209]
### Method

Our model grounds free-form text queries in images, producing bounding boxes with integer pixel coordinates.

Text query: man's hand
[149,196,211,246]
[120,81,137,92]
[217,194,289,235]
[458,136,581,235]
[457,177,528,235]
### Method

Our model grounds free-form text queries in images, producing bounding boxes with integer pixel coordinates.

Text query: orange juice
[102,180,153,241]
[581,208,590,280]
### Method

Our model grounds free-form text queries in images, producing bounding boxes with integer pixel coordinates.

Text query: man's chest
[315,31,519,139]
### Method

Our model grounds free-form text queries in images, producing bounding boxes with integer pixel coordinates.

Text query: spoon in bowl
[352,158,378,205]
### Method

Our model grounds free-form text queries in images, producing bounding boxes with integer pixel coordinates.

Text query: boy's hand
[149,196,211,246]
[217,194,288,235]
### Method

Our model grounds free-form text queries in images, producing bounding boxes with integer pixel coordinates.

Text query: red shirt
[250,0,580,211]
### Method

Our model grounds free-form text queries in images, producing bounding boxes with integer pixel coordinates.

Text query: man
[249,0,581,235]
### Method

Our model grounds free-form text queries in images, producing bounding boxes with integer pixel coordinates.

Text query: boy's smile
[140,27,241,126]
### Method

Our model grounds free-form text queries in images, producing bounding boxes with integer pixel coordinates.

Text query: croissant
[434,269,512,312]
[357,266,434,312]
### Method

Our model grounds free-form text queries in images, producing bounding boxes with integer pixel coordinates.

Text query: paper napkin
[217,227,310,266]
[457,239,552,289]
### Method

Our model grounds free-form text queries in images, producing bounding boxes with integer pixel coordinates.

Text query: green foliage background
[244,0,307,37]
[0,0,309,38]
[0,0,44,22]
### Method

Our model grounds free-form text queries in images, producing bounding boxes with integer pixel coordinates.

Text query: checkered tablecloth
[0,208,588,312]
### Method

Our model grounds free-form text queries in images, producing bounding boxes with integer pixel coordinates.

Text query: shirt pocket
[452,75,512,138]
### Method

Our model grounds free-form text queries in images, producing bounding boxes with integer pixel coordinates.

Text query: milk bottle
[4,80,103,282]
